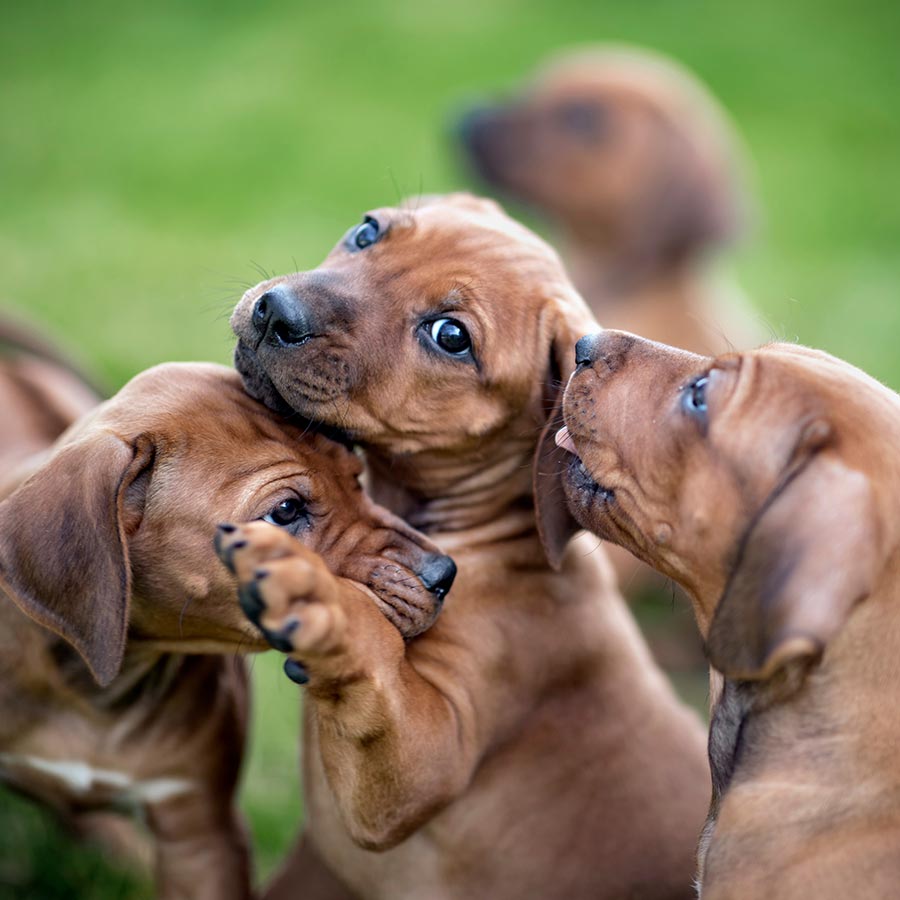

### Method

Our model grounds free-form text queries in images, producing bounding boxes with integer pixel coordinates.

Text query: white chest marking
[0,753,195,804]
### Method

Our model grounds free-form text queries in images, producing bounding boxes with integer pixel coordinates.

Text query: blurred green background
[1,0,898,895]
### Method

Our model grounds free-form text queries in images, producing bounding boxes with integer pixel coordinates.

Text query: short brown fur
[559,331,900,898]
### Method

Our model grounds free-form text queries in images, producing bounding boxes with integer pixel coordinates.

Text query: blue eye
[351,216,380,250]
[263,497,306,528]
[682,375,709,417]
[428,318,471,356]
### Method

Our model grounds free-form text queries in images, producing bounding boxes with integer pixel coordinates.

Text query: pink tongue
[555,426,577,455]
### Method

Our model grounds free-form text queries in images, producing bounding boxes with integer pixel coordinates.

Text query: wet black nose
[418,554,457,601]
[457,105,496,150]
[575,333,601,367]
[575,331,637,374]
[252,285,310,347]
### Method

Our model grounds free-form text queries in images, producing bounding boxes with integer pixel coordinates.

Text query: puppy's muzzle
[252,285,311,348]
[575,331,635,374]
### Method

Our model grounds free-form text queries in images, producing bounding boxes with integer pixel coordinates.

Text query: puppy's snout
[417,554,457,601]
[457,105,499,150]
[575,331,635,373]
[252,285,311,347]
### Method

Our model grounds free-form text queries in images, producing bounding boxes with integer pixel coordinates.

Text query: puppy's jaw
[233,340,295,418]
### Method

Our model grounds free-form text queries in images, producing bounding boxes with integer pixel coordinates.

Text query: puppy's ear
[0,432,152,687]
[628,116,743,271]
[707,451,879,681]
[533,306,594,570]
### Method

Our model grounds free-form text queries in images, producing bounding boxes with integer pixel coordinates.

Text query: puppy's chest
[0,729,196,814]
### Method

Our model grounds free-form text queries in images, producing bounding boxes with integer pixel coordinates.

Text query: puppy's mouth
[233,339,296,417]
[366,567,445,639]
[555,426,616,522]
[233,340,354,446]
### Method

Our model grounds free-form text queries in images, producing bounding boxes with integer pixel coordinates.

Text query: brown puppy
[459,46,761,355]
[0,362,451,899]
[230,194,710,900]
[558,331,900,899]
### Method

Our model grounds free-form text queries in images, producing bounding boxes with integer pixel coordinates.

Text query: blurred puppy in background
[457,46,764,644]
[457,45,761,355]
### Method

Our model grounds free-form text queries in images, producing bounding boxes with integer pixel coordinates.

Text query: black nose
[457,105,496,149]
[575,334,600,367]
[252,285,310,347]
[418,554,457,601]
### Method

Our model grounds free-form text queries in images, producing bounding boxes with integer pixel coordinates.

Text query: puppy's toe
[214,523,247,573]
[245,555,345,657]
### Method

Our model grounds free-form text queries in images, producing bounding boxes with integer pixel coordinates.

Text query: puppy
[557,331,900,899]
[230,193,710,900]
[0,362,452,899]
[458,46,761,355]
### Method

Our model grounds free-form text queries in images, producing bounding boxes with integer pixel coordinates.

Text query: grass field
[1,0,898,895]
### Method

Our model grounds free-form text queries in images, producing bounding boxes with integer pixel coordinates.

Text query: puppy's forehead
[371,196,570,297]
[94,363,359,472]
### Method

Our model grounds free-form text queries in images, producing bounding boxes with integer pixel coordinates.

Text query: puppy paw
[215,522,347,662]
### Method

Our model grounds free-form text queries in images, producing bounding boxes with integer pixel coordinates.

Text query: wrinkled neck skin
[363,427,539,549]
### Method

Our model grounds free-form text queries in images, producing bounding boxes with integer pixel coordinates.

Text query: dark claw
[263,619,299,653]
[284,659,309,685]
[215,531,247,574]
[238,580,265,623]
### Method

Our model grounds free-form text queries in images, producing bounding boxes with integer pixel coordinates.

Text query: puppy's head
[0,364,453,687]
[231,193,595,564]
[557,332,895,681]
[458,47,746,266]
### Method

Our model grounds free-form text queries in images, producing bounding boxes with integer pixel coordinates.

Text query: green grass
[0,0,898,894]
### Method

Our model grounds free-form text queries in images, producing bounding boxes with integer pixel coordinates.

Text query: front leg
[216,523,515,851]
[146,792,254,900]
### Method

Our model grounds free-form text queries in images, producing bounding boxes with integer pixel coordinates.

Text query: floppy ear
[627,117,743,272]
[0,432,151,687]
[707,453,880,681]
[533,308,594,570]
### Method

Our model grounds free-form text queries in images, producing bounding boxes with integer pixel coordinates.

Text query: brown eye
[428,318,471,356]
[263,498,306,527]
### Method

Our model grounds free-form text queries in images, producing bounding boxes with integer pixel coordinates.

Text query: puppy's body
[559,333,900,898]
[230,195,710,900]
[0,363,450,899]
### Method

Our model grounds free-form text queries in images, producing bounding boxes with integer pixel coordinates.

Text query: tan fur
[559,331,900,898]
[229,194,710,900]
[0,361,448,899]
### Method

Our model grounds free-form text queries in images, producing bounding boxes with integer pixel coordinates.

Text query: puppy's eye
[263,497,307,528]
[351,216,380,250]
[556,101,607,141]
[428,318,471,356]
[682,375,710,418]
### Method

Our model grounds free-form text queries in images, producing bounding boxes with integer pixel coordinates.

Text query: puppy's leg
[263,836,356,900]
[146,792,253,900]
[221,524,525,852]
